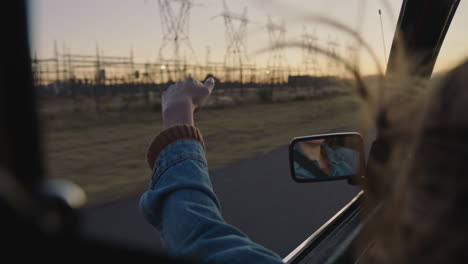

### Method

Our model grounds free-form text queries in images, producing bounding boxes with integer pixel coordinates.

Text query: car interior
[0,0,464,263]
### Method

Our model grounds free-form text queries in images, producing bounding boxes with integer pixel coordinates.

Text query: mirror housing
[289,132,365,183]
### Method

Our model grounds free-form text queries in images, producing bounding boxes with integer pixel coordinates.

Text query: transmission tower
[213,0,250,84]
[157,0,198,80]
[266,15,287,85]
[205,45,211,67]
[346,44,359,77]
[326,37,340,77]
[302,27,320,76]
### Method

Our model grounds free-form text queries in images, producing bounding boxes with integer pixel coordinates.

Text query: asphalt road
[80,146,360,258]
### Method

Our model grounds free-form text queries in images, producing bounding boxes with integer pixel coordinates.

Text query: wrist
[146,125,205,170]
[162,101,194,129]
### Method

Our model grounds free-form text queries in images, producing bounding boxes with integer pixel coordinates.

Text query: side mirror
[289,132,365,183]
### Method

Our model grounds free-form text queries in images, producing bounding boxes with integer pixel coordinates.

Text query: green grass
[42,94,360,206]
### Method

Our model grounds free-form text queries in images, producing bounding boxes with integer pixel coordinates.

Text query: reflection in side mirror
[289,132,364,183]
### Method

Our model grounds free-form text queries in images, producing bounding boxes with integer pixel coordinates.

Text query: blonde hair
[359,60,468,263]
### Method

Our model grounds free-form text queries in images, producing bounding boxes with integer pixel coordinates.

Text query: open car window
[27,0,404,256]
[28,0,403,204]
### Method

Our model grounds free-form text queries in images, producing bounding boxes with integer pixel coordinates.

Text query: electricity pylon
[266,15,287,85]
[157,0,199,80]
[213,0,250,84]
[302,27,320,76]
[326,37,340,77]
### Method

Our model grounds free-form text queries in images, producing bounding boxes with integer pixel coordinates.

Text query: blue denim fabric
[139,139,284,264]
[293,143,360,179]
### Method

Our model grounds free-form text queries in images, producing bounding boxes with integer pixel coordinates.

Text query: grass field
[41,94,361,206]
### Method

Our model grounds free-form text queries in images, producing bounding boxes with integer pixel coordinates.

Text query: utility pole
[379,9,387,65]
[326,37,339,77]
[205,45,211,68]
[346,45,359,75]
[54,40,60,87]
[32,52,40,86]
[67,45,74,81]
[62,43,68,82]
[94,43,102,113]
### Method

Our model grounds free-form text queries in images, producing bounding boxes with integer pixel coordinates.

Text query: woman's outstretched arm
[139,78,283,264]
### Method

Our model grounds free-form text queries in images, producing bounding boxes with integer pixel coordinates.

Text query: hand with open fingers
[161,77,215,129]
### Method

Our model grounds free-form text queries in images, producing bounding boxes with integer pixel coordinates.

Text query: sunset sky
[28,0,468,75]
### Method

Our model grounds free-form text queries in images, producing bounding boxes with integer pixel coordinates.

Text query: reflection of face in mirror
[293,136,360,180]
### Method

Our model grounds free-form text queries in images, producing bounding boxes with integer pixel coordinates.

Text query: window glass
[433,1,468,74]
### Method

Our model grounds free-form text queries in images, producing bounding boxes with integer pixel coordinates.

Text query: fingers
[188,77,202,88]
[186,77,214,95]
[175,80,183,88]
[203,77,215,92]
[163,84,174,93]
[168,77,214,97]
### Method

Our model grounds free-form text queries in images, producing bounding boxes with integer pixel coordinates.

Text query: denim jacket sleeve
[139,139,284,264]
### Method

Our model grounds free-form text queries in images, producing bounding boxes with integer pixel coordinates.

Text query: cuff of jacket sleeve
[147,125,205,170]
